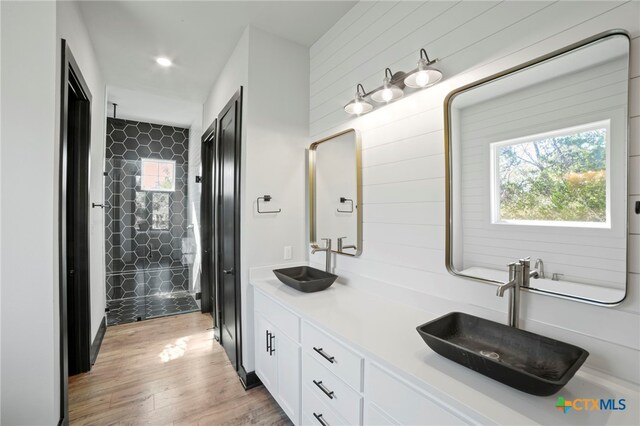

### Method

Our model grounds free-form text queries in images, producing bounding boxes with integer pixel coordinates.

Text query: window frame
[489,119,611,229]
[140,158,177,192]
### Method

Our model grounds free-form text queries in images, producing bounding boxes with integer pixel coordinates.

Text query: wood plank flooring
[69,312,290,425]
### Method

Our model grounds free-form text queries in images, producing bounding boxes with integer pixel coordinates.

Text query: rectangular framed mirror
[309,129,363,256]
[445,30,630,305]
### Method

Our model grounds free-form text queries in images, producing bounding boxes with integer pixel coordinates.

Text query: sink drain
[480,350,500,360]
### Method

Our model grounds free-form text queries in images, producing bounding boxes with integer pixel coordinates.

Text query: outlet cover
[284,246,292,260]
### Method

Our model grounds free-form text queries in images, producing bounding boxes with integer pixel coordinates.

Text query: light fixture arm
[356,83,366,97]
[420,48,437,65]
[385,68,394,79]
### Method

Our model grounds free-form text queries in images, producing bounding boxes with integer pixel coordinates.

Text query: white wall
[202,25,309,372]
[57,0,107,350]
[309,1,640,383]
[0,2,59,424]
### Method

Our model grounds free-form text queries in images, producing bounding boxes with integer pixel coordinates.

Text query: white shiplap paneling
[309,0,640,383]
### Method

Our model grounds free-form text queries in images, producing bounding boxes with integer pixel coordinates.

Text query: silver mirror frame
[443,29,631,306]
[309,129,363,257]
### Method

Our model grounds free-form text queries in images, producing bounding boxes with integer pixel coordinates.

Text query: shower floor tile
[106,291,199,326]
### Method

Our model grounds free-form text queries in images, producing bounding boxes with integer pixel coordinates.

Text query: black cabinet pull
[313,347,335,364]
[266,330,271,353]
[312,380,335,399]
[313,413,329,426]
[269,333,275,356]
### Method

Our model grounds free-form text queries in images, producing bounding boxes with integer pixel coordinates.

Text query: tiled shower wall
[105,118,190,300]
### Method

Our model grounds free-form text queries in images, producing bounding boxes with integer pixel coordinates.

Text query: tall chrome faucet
[496,261,523,328]
[311,238,332,273]
[496,257,543,328]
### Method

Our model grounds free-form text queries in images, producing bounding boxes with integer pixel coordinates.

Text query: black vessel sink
[417,312,589,396]
[273,266,338,293]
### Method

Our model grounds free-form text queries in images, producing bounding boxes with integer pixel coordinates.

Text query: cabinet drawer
[255,289,300,342]
[302,384,351,426]
[302,322,363,391]
[364,402,399,425]
[366,363,466,426]
[303,353,362,425]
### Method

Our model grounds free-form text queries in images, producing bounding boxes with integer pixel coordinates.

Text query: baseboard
[90,316,107,366]
[239,366,262,390]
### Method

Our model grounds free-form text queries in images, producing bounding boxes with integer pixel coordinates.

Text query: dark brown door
[217,89,242,371]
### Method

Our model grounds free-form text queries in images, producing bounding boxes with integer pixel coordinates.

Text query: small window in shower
[151,193,170,230]
[141,158,176,192]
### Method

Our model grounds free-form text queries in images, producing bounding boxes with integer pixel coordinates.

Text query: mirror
[309,129,362,256]
[445,31,630,305]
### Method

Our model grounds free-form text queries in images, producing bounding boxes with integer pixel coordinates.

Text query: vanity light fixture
[344,84,373,115]
[404,48,442,89]
[343,53,444,116]
[371,68,404,103]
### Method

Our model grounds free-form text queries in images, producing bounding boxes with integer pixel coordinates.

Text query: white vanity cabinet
[364,363,467,426]
[254,286,469,426]
[254,291,301,424]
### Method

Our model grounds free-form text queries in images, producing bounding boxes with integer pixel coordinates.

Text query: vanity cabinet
[254,286,467,426]
[364,363,466,425]
[254,293,301,424]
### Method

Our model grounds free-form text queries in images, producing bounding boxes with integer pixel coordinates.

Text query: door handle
[269,333,275,356]
[223,268,235,275]
[312,380,334,399]
[266,330,271,353]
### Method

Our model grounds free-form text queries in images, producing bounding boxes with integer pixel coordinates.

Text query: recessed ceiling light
[156,57,172,67]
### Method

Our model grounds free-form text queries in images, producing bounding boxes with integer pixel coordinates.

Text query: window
[490,120,609,228]
[141,158,176,192]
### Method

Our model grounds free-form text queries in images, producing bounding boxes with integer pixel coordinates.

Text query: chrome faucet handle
[532,258,544,279]
[337,236,347,251]
[320,238,331,249]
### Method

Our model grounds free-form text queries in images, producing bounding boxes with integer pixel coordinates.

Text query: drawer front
[364,402,399,426]
[366,363,467,426]
[255,289,300,342]
[302,384,351,426]
[303,353,362,425]
[302,322,363,391]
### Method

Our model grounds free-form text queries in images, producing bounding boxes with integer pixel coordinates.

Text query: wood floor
[69,312,290,425]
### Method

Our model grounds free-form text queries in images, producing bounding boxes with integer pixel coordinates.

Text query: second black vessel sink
[417,312,589,396]
[273,266,338,293]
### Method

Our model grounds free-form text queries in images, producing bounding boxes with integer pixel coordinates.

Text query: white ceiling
[79,1,357,103]
[106,86,202,128]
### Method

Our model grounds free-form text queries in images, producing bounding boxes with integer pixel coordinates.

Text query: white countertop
[251,275,640,426]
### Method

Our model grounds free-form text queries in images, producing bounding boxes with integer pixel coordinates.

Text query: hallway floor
[69,312,290,425]
[106,291,200,326]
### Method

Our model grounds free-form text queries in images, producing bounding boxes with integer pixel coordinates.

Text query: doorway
[218,89,242,373]
[59,39,93,424]
[200,119,217,322]
[200,88,254,386]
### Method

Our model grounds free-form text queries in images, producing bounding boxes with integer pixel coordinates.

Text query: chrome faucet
[311,238,332,273]
[496,261,522,328]
[337,237,356,252]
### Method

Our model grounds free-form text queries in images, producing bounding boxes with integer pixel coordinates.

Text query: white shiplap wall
[309,1,640,383]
